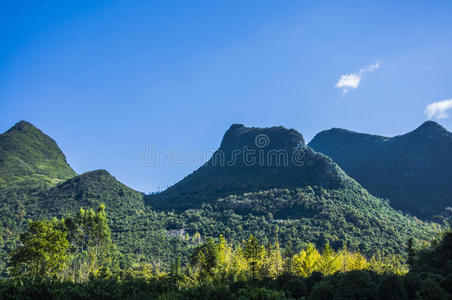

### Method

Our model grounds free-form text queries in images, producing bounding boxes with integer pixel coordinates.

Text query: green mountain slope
[41,169,145,217]
[0,121,76,188]
[309,121,452,219]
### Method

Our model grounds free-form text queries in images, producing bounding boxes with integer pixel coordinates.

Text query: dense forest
[0,206,451,299]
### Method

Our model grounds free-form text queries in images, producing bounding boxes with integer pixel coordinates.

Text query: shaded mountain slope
[309,121,452,219]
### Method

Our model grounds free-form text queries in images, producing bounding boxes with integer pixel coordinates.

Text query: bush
[281,278,307,298]
[417,278,448,300]
[376,275,406,300]
[309,280,335,300]
[439,273,452,295]
[403,272,424,299]
[332,271,377,299]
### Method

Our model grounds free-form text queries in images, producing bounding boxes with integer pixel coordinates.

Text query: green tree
[190,237,219,279]
[243,235,264,279]
[64,204,115,281]
[10,204,116,282]
[10,218,69,279]
[407,238,415,271]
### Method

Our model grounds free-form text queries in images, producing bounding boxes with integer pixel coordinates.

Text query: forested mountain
[40,169,145,218]
[147,124,352,211]
[183,186,439,257]
[143,124,440,255]
[0,121,443,278]
[309,121,452,219]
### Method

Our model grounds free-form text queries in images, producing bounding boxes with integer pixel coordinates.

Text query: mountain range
[0,120,444,275]
[309,121,452,219]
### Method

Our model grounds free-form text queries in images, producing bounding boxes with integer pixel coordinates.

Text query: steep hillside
[309,121,452,219]
[0,121,76,188]
[41,169,145,217]
[147,124,353,211]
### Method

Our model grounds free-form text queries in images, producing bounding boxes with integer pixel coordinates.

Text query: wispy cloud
[335,62,380,93]
[425,99,452,120]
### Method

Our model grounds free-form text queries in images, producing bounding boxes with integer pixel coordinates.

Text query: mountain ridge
[309,121,452,218]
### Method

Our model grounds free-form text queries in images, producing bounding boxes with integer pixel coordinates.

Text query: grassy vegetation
[0,121,76,188]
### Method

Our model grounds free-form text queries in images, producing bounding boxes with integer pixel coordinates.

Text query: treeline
[1,178,441,278]
[1,205,451,299]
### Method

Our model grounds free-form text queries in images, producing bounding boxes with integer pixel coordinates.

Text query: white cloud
[335,61,380,93]
[335,74,360,93]
[425,99,452,120]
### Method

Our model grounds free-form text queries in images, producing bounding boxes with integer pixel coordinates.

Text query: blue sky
[1,0,452,192]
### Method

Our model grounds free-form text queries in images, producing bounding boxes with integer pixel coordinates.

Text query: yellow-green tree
[292,243,321,276]
[339,247,368,272]
[216,235,233,274]
[242,235,266,279]
[263,241,283,278]
[368,254,408,275]
[316,243,342,275]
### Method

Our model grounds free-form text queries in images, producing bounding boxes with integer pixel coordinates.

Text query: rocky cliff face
[220,124,305,151]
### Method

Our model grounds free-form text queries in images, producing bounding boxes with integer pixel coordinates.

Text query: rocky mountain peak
[220,124,305,153]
